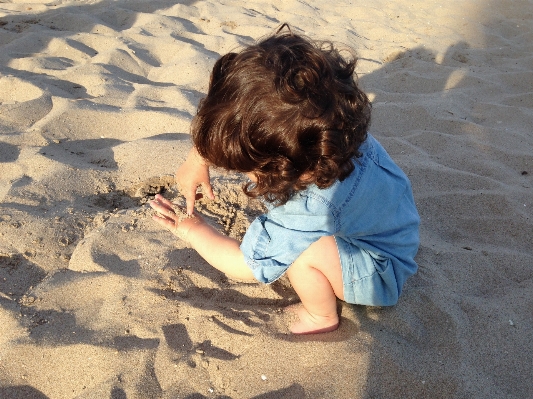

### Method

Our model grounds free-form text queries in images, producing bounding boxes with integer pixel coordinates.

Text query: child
[150,26,420,335]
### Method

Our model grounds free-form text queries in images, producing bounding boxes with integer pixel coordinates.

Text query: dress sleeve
[239,194,337,283]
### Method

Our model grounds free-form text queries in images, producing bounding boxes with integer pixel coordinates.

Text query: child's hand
[175,148,215,215]
[149,194,204,242]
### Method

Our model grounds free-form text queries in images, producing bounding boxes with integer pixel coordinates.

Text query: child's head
[192,26,371,204]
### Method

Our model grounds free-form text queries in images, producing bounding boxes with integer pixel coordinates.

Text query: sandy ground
[1,0,532,398]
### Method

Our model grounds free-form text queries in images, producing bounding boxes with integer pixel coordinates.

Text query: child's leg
[285,236,344,334]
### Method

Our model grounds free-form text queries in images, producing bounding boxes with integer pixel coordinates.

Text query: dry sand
[1,0,532,398]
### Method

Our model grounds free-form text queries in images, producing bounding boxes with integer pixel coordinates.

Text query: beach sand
[1,0,532,398]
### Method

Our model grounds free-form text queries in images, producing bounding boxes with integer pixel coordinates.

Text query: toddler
[150,26,420,334]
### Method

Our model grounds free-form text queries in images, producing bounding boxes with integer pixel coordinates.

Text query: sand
[1,0,532,398]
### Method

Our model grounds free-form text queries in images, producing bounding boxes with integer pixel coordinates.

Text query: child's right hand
[149,194,205,242]
[175,148,215,215]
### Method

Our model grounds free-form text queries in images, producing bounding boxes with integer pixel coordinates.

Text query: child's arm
[150,194,256,282]
[175,148,215,215]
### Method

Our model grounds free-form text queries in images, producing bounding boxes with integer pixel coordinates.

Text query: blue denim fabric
[240,134,420,306]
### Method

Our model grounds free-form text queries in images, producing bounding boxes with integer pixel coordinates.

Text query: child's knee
[300,236,341,269]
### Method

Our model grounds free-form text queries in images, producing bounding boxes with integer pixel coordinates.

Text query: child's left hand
[149,194,204,242]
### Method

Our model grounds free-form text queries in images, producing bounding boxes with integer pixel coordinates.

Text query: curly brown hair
[192,26,371,205]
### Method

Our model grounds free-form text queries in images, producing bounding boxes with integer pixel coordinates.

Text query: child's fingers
[152,214,176,229]
[184,189,196,216]
[150,196,179,213]
[150,199,182,224]
[149,199,171,215]
[202,182,215,200]
[153,194,175,208]
[150,196,194,226]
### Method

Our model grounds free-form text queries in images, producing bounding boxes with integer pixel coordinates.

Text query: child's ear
[210,53,237,89]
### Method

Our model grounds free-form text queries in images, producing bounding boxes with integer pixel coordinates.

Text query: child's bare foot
[288,305,339,335]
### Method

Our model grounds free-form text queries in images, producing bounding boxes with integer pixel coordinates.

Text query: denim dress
[240,134,420,306]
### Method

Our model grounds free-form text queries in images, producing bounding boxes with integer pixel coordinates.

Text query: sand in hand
[1,0,532,398]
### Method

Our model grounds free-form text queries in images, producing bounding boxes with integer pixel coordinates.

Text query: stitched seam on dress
[342,144,372,210]
[251,216,269,260]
